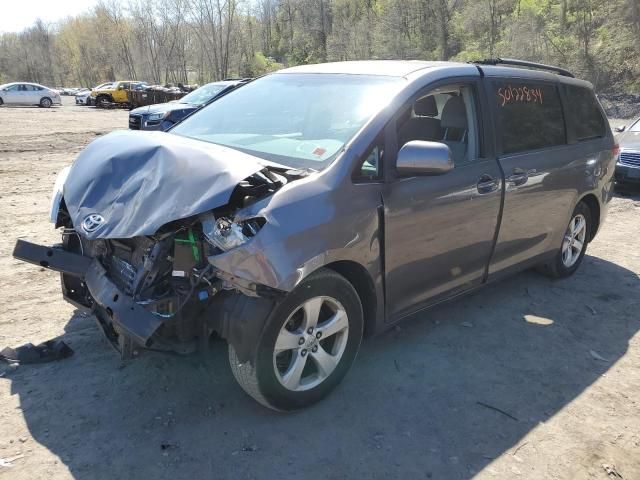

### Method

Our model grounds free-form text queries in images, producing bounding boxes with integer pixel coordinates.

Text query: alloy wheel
[273,296,349,392]
[561,213,587,267]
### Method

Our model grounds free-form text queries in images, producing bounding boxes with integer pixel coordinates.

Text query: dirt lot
[0,97,639,480]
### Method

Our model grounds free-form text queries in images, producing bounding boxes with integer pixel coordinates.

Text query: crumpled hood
[64,130,265,239]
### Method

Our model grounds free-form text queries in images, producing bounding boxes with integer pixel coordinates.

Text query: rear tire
[229,268,364,411]
[39,97,52,108]
[539,201,591,278]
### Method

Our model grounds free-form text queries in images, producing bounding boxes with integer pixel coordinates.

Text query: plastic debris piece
[589,350,610,362]
[0,340,73,365]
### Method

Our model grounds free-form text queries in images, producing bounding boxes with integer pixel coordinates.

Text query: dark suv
[14,59,616,411]
[128,80,248,131]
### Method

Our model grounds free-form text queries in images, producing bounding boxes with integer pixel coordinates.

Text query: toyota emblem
[82,213,105,233]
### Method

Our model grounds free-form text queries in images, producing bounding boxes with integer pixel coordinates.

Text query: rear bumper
[13,239,165,347]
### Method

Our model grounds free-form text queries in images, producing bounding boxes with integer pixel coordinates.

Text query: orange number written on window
[497,85,544,107]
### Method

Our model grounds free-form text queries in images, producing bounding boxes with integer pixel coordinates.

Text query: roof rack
[471,58,574,78]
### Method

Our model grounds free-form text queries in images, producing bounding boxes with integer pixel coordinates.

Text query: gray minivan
[14,59,617,410]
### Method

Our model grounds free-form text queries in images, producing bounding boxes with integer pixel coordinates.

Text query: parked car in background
[128,79,249,131]
[60,87,80,96]
[82,83,114,106]
[614,116,640,186]
[14,59,616,411]
[0,82,61,107]
[74,88,92,105]
[91,81,147,107]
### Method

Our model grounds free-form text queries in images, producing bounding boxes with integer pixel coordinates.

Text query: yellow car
[91,81,147,108]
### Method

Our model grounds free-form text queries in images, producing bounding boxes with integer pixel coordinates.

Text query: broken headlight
[201,216,265,252]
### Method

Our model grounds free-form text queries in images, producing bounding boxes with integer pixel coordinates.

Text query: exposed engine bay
[53,166,297,356]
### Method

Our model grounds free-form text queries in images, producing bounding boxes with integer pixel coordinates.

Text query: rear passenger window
[494,82,566,154]
[564,85,606,141]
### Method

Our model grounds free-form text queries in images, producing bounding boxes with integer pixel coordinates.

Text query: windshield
[180,83,228,105]
[171,73,404,170]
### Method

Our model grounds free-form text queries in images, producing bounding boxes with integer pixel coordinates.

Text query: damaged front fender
[208,180,383,294]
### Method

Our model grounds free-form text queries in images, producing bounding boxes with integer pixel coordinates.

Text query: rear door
[25,85,41,104]
[487,78,575,276]
[383,79,503,319]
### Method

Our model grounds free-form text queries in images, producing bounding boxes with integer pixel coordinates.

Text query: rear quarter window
[564,85,606,141]
[494,82,566,154]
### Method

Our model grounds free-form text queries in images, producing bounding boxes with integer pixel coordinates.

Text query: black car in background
[128,79,249,131]
[615,116,640,186]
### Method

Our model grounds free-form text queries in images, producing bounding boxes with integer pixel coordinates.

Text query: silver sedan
[0,82,62,107]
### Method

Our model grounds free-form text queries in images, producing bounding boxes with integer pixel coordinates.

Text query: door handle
[476,174,499,194]
[505,168,528,186]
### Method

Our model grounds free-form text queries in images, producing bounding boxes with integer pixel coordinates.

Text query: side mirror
[396,140,454,176]
[614,125,626,133]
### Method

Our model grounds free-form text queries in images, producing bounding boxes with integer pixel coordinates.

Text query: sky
[0,0,101,33]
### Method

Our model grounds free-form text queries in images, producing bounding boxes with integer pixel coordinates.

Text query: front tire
[95,95,110,108]
[39,97,52,108]
[229,268,364,411]
[539,201,591,278]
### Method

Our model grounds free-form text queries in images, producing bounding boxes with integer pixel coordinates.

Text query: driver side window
[396,85,479,166]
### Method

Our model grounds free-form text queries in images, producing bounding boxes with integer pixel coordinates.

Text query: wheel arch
[578,193,600,241]
[324,260,377,338]
[96,93,113,103]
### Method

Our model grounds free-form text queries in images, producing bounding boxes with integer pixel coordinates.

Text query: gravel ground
[0,97,639,480]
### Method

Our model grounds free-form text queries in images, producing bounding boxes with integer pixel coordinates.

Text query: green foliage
[241,52,284,77]
[0,0,637,92]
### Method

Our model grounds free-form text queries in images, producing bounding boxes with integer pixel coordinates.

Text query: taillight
[612,143,620,156]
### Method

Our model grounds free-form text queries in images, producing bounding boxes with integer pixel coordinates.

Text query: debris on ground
[0,340,73,365]
[512,442,528,456]
[0,454,25,467]
[461,321,474,328]
[590,350,611,362]
[477,401,519,422]
[602,463,623,478]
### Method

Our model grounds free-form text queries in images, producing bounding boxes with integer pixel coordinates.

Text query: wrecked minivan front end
[13,131,303,361]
